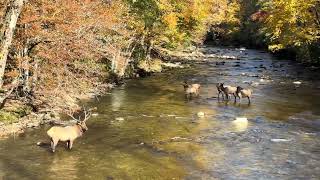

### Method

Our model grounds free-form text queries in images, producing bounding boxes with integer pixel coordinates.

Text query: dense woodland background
[0,0,319,124]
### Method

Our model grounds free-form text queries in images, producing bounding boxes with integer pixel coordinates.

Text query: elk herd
[39,81,253,153]
[184,81,253,103]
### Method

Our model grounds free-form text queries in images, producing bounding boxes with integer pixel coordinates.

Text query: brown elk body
[47,121,88,152]
[183,82,201,98]
[236,86,253,103]
[46,110,91,152]
[219,83,237,101]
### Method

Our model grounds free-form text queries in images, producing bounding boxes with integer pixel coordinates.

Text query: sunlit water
[1,47,320,179]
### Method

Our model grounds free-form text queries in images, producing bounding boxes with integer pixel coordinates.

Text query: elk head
[68,107,92,132]
[236,86,244,92]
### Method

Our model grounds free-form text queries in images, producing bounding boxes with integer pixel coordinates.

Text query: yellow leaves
[158,0,173,12]
[268,44,285,51]
[134,0,217,48]
[263,0,320,51]
[163,13,178,30]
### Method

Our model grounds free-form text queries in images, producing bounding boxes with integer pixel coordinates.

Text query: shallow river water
[1,47,320,180]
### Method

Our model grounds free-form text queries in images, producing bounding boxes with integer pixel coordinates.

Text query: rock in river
[197,112,205,118]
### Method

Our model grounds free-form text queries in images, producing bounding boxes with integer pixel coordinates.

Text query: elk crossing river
[0,47,320,180]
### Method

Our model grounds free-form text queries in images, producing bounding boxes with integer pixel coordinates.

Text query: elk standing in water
[219,83,237,101]
[236,86,253,104]
[216,83,224,100]
[45,110,91,152]
[183,81,201,99]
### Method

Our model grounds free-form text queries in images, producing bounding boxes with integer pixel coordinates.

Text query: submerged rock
[232,117,248,132]
[197,112,205,118]
[216,61,226,66]
[233,117,248,124]
[115,117,124,121]
[92,113,99,117]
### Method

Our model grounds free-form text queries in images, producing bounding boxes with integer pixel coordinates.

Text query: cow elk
[219,83,237,101]
[236,86,253,104]
[183,81,201,99]
[216,83,224,99]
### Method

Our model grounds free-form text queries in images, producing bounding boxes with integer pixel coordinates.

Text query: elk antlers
[67,107,92,122]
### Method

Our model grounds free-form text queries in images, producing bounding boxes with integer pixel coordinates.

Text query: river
[0,47,320,179]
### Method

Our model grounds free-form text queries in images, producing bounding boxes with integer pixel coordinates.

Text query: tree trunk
[0,0,25,87]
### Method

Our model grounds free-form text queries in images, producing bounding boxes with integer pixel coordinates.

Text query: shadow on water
[0,47,320,179]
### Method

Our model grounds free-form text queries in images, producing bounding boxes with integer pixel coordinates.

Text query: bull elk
[45,109,91,153]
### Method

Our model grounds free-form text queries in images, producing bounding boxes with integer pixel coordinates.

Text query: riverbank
[159,46,274,63]
[0,83,113,138]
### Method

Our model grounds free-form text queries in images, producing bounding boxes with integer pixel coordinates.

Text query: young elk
[236,86,253,103]
[47,110,91,153]
[216,83,224,99]
[183,81,201,99]
[219,83,237,101]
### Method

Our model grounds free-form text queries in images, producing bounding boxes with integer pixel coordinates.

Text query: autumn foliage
[0,0,219,112]
[0,0,319,115]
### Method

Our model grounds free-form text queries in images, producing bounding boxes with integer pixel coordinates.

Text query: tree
[0,0,25,87]
[262,0,320,61]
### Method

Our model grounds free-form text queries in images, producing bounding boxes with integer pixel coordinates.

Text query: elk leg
[248,97,251,104]
[69,140,73,150]
[67,140,70,149]
[51,138,58,153]
[233,94,237,102]
[50,138,53,150]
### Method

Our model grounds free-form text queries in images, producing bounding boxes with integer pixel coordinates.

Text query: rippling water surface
[1,47,320,179]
